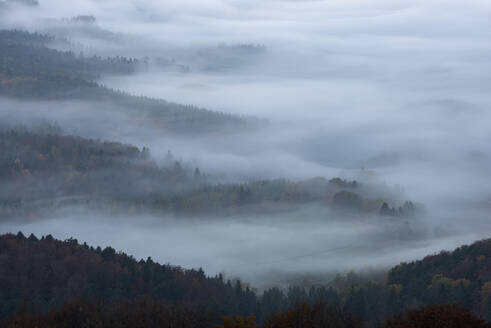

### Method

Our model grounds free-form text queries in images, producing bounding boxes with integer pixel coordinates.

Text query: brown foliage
[383,303,490,328]
[264,302,361,328]
[0,233,257,320]
[3,298,209,328]
[213,315,258,328]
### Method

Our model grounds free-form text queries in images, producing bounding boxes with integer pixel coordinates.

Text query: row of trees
[0,29,138,79]
[6,300,488,328]
[0,129,422,220]
[0,233,490,326]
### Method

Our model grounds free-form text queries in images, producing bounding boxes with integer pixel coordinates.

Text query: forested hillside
[387,238,491,317]
[0,233,489,327]
[258,238,491,326]
[1,0,489,326]
[0,233,257,322]
[0,30,261,134]
[0,128,421,220]
[0,129,201,218]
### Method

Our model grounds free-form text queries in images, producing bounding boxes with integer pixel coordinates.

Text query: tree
[27,233,38,241]
[380,202,391,216]
[194,168,202,181]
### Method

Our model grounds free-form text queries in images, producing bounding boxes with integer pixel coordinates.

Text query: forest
[0,128,422,220]
[0,30,262,135]
[0,233,489,327]
[0,0,490,327]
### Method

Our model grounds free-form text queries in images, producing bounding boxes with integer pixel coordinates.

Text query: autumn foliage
[383,303,491,328]
[263,302,361,328]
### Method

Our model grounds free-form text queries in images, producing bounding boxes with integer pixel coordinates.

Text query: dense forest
[1,1,490,326]
[256,238,491,326]
[0,233,489,327]
[0,128,422,220]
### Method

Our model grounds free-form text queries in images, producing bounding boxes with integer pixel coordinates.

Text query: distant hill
[0,30,264,135]
[0,129,208,219]
[0,129,420,220]
[0,0,39,8]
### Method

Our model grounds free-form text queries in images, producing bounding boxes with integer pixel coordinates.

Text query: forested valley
[0,0,490,327]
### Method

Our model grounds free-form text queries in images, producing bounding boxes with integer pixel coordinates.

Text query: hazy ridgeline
[0,0,490,324]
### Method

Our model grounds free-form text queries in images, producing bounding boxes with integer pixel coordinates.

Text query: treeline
[4,301,490,328]
[0,29,138,79]
[167,178,422,218]
[257,238,491,326]
[0,233,257,321]
[0,130,420,220]
[0,30,263,134]
[0,234,489,327]
[2,298,211,328]
[0,130,203,219]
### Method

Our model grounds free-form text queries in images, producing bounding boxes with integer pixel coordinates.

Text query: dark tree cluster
[2,298,210,328]
[387,238,491,321]
[0,233,490,327]
[263,302,361,328]
[0,30,138,80]
[0,233,258,322]
[379,201,418,218]
[257,238,491,326]
[382,304,490,328]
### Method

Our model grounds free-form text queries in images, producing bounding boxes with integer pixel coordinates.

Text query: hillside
[0,233,257,321]
[0,30,261,135]
[0,129,204,219]
[0,129,421,220]
[257,238,491,325]
[0,234,489,326]
[387,238,491,316]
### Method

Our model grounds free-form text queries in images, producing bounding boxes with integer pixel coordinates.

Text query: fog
[1,0,490,287]
[1,206,489,289]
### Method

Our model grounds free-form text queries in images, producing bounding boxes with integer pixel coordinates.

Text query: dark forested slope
[0,233,257,321]
[258,238,491,325]
[0,234,490,326]
[387,238,491,315]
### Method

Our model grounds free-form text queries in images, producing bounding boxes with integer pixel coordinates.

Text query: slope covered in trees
[0,129,203,219]
[3,298,210,328]
[0,128,420,220]
[0,234,489,327]
[0,30,261,134]
[387,238,491,319]
[0,233,257,321]
[258,238,491,326]
[382,304,490,328]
